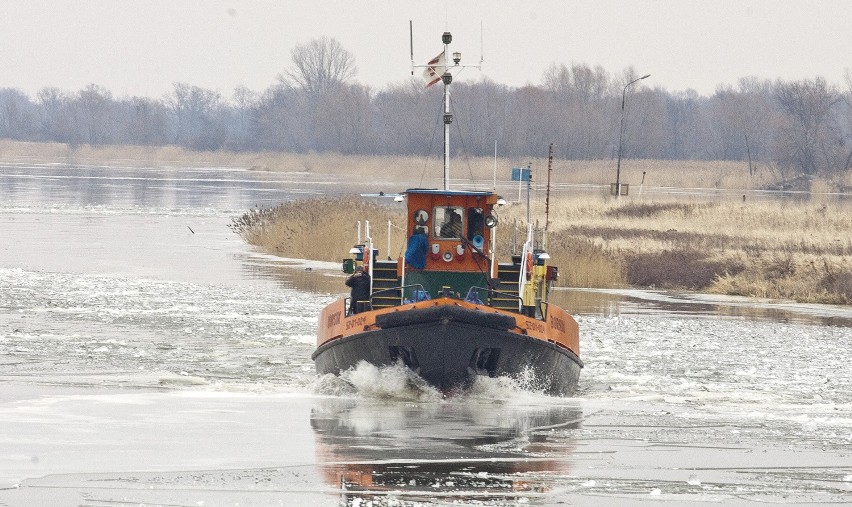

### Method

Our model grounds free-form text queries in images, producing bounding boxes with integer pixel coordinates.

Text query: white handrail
[518,223,533,311]
[400,255,406,305]
[365,220,373,295]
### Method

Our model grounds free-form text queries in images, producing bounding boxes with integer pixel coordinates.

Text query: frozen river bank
[1,164,851,505]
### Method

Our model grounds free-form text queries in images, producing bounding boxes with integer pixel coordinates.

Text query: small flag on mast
[423,51,446,88]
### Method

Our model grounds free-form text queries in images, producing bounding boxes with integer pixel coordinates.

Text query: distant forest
[2,37,852,179]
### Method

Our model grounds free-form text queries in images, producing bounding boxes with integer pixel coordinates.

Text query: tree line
[1,37,851,178]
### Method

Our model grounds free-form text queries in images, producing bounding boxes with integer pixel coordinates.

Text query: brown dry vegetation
[230,196,407,262]
[503,194,852,304]
[234,192,852,305]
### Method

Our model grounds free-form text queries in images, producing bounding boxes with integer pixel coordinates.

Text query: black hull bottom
[313,318,582,397]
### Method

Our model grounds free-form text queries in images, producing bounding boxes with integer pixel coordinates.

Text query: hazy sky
[3,1,852,100]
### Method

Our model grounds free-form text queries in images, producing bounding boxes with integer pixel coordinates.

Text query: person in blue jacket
[404,227,429,269]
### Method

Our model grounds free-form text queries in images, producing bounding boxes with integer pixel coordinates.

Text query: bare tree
[164,83,224,149]
[711,79,776,164]
[372,79,439,156]
[0,88,35,140]
[252,83,306,152]
[840,69,852,172]
[542,63,572,98]
[1,55,851,174]
[281,37,357,96]
[507,85,551,156]
[452,78,513,157]
[543,63,611,104]
[540,63,615,158]
[774,77,840,175]
[76,84,113,145]
[35,87,66,141]
[230,86,258,150]
[124,97,167,146]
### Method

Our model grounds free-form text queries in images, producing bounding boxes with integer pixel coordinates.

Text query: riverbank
[4,140,850,304]
[4,140,852,192]
[233,194,852,305]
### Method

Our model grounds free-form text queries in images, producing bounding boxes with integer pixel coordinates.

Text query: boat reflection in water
[311,397,582,503]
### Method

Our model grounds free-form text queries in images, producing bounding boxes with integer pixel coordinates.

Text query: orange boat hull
[313,299,582,396]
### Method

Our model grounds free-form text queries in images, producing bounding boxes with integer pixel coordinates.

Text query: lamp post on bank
[615,73,650,197]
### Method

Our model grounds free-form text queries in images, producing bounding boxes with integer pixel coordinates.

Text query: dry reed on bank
[233,193,852,304]
[511,194,852,303]
[231,197,407,263]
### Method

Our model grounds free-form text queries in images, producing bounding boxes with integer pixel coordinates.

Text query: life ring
[525,251,533,278]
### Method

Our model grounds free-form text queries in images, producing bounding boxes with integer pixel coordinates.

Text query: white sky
[2,1,851,100]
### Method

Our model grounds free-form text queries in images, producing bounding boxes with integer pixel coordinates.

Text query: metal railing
[344,296,373,316]
[370,284,430,307]
[465,285,524,309]
[355,281,550,320]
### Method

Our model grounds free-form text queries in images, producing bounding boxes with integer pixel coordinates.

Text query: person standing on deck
[345,266,371,314]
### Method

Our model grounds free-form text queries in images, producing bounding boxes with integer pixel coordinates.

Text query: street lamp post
[615,73,650,197]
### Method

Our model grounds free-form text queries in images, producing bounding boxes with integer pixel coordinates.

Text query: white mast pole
[443,78,450,190]
[442,32,452,191]
[410,27,482,191]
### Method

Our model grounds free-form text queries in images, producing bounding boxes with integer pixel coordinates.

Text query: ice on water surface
[1,267,328,391]
[1,165,851,505]
[3,259,852,504]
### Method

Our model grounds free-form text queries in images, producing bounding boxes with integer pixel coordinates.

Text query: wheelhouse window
[434,207,464,239]
[413,209,429,226]
[467,207,484,239]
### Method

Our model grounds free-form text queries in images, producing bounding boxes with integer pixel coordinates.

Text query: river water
[1,163,851,506]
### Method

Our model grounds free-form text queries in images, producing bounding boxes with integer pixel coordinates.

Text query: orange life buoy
[525,251,533,278]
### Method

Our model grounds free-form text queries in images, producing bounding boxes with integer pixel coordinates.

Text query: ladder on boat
[491,263,521,311]
[371,260,401,309]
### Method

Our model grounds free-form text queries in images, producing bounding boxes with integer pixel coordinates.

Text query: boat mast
[411,26,482,190]
[441,32,453,191]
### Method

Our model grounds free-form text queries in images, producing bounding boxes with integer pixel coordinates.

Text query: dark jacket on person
[404,229,429,269]
[345,269,371,313]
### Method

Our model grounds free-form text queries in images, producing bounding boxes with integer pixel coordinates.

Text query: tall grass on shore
[230,197,407,263]
[233,193,852,305]
[502,193,852,303]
